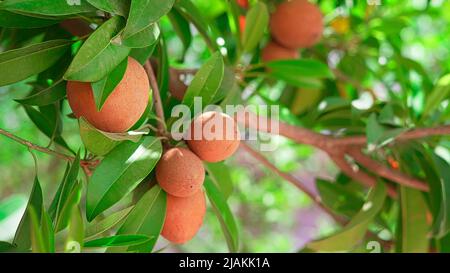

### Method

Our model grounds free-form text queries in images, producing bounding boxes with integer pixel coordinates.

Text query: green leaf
[0,241,16,252]
[13,176,43,251]
[129,44,157,65]
[0,195,27,222]
[430,154,450,238]
[54,181,82,232]
[86,0,130,16]
[366,113,384,146]
[205,162,233,200]
[204,178,239,253]
[167,8,192,58]
[0,10,59,28]
[121,23,160,48]
[316,179,364,218]
[40,209,55,253]
[91,58,128,111]
[86,137,162,221]
[48,152,80,222]
[84,234,150,248]
[85,206,134,240]
[15,80,66,106]
[0,39,72,86]
[113,185,166,253]
[266,59,334,79]
[122,0,174,38]
[78,118,121,156]
[0,0,96,16]
[182,52,225,111]
[306,182,387,252]
[242,2,268,53]
[64,16,130,82]
[399,186,429,253]
[65,206,84,253]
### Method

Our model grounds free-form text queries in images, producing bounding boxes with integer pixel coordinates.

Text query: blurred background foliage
[0,0,450,252]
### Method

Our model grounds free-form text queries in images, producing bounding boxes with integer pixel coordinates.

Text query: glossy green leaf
[113,185,166,253]
[86,0,130,16]
[122,0,174,38]
[204,178,239,253]
[54,181,82,232]
[266,59,334,79]
[13,177,43,251]
[78,119,120,156]
[399,186,429,253]
[121,23,160,48]
[15,80,66,106]
[129,44,157,65]
[64,16,130,82]
[307,182,387,252]
[85,206,134,240]
[84,234,150,248]
[86,137,162,221]
[0,39,72,86]
[91,58,128,111]
[0,0,96,16]
[205,162,233,200]
[40,209,55,253]
[28,206,47,253]
[242,2,268,53]
[0,10,58,28]
[182,52,224,111]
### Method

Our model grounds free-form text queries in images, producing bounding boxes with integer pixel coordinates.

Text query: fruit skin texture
[162,190,206,244]
[186,111,240,163]
[66,57,149,133]
[261,41,299,62]
[269,0,323,49]
[156,147,205,197]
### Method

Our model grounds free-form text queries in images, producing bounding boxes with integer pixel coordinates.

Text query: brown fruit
[168,68,188,101]
[162,190,206,244]
[186,111,240,163]
[66,57,149,133]
[261,41,299,62]
[269,0,323,49]
[156,147,205,197]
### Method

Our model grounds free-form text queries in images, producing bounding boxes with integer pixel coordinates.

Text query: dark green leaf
[0,10,58,28]
[0,0,96,16]
[121,23,159,48]
[113,185,166,253]
[91,58,128,111]
[86,137,162,221]
[167,8,192,58]
[64,16,130,82]
[86,0,130,16]
[0,39,72,86]
[15,80,66,106]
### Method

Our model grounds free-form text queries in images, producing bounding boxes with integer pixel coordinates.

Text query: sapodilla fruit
[162,190,206,244]
[270,0,323,49]
[156,147,205,197]
[66,57,149,133]
[186,111,240,163]
[261,41,299,62]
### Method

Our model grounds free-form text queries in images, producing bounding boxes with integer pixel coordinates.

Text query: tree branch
[240,141,347,225]
[0,128,75,162]
[347,148,429,192]
[144,61,167,136]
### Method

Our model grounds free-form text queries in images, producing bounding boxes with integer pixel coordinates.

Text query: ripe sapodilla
[162,190,206,244]
[186,111,240,163]
[261,41,299,62]
[156,147,205,198]
[66,57,149,133]
[270,0,323,49]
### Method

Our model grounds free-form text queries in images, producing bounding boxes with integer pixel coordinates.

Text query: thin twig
[0,128,75,162]
[144,61,167,136]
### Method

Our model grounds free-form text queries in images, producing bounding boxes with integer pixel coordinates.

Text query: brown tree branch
[144,61,167,136]
[0,128,75,162]
[347,148,429,192]
[240,142,347,225]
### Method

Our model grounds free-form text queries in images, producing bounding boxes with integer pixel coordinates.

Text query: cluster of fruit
[262,0,323,62]
[67,57,240,244]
